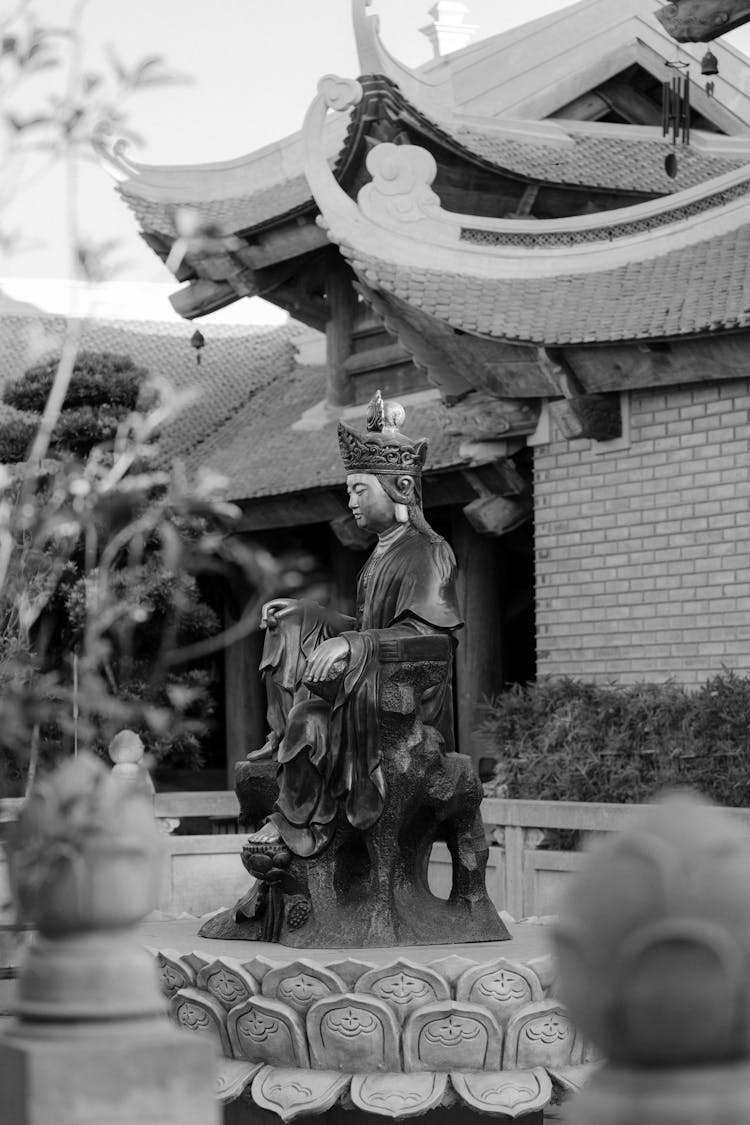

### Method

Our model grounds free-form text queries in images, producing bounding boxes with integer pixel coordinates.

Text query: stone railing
[7,792,750,921]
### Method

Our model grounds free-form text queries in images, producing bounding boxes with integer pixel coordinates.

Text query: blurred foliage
[478,673,750,810]
[0,0,190,266]
[0,353,281,797]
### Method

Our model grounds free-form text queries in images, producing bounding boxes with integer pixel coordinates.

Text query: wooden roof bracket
[538,347,622,443]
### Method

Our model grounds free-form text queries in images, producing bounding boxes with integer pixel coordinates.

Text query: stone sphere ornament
[553,792,750,1124]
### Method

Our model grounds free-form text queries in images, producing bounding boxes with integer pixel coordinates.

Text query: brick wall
[534,378,750,685]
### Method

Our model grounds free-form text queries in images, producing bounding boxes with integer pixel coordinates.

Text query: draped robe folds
[264,525,463,858]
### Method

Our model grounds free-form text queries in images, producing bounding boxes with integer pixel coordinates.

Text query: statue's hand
[261,598,299,629]
[305,636,351,682]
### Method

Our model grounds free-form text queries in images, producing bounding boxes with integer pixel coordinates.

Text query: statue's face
[347,473,398,534]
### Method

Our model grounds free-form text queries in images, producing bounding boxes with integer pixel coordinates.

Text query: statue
[249,391,461,856]
[201,392,509,947]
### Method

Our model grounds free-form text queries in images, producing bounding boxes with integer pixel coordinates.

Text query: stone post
[0,753,218,1125]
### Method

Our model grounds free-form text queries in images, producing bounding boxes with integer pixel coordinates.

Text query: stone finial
[419,2,478,58]
[109,728,155,795]
[9,751,161,936]
[0,751,217,1124]
[553,793,750,1124]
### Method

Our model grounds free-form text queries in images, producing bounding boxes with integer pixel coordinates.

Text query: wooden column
[452,511,505,769]
[325,255,357,407]
[223,608,266,786]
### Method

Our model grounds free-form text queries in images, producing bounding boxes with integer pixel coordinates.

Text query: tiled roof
[0,293,466,499]
[180,364,467,502]
[119,126,745,244]
[118,172,314,241]
[0,298,311,485]
[347,223,750,345]
[447,126,743,193]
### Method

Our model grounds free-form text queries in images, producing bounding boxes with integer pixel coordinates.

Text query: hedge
[476,671,750,808]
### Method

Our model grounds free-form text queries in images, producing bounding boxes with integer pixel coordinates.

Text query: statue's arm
[324,608,357,634]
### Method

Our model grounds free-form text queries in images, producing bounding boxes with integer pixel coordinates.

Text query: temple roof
[355,0,750,129]
[299,73,750,353]
[114,90,747,244]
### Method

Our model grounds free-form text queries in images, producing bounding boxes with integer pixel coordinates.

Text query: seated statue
[247,391,463,859]
[202,392,509,947]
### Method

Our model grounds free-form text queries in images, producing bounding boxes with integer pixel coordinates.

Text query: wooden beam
[325,256,358,407]
[260,282,327,332]
[169,279,244,320]
[656,0,750,41]
[236,490,349,531]
[452,512,504,766]
[597,81,663,126]
[239,221,329,270]
[223,607,266,780]
[550,91,610,121]
[549,394,621,441]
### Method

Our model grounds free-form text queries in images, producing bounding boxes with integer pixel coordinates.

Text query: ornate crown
[337,391,428,477]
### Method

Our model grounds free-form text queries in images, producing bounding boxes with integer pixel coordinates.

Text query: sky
[4,0,750,323]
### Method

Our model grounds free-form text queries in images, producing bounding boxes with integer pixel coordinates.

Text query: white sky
[4,0,750,322]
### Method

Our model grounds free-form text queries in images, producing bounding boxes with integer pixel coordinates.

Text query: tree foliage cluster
[0,351,150,462]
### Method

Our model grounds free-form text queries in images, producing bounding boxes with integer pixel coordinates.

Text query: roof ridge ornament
[358,143,448,240]
[317,75,363,113]
[92,122,140,183]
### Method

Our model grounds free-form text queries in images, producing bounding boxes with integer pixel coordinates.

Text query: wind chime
[661,49,720,177]
[190,328,206,365]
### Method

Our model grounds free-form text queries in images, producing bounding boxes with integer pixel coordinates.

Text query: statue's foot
[246,820,282,846]
[246,738,276,762]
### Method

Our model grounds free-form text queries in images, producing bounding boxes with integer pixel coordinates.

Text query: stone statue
[201,392,509,947]
[249,390,461,857]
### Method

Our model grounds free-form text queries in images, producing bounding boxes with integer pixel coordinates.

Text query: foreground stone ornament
[553,793,750,1125]
[0,753,217,1125]
[204,391,508,948]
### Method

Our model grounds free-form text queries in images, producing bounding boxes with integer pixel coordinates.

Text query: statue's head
[338,391,429,535]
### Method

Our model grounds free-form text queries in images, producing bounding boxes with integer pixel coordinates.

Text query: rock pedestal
[202,635,508,947]
[0,754,217,1125]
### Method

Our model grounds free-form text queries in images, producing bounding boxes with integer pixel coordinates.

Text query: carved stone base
[149,925,588,1120]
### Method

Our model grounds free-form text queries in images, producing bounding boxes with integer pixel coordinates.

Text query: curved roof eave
[304,77,750,347]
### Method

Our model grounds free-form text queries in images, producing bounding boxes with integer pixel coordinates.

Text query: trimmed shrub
[0,406,38,463]
[3,351,147,413]
[477,671,750,808]
[51,406,121,455]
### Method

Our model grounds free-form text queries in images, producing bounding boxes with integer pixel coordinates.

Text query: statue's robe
[264,524,462,857]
